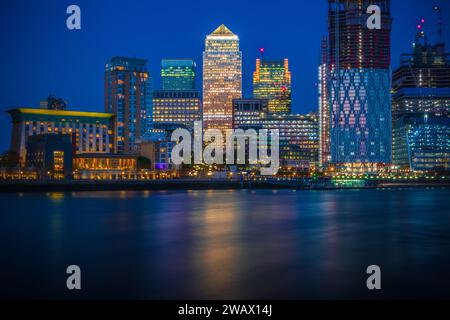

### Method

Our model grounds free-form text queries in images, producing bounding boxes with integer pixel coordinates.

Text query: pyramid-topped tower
[203,25,242,132]
[210,24,235,36]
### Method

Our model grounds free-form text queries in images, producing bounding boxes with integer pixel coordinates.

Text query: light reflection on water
[1,188,450,299]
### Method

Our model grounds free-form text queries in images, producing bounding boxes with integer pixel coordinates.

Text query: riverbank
[0,178,450,192]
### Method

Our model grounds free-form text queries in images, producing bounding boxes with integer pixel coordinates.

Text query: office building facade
[261,113,319,168]
[162,59,196,91]
[233,98,269,129]
[253,59,291,114]
[153,59,201,129]
[328,0,392,164]
[203,24,242,132]
[393,114,450,172]
[392,33,450,171]
[153,90,201,129]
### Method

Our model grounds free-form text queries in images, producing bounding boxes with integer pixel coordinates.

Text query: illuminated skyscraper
[392,42,450,118]
[328,0,392,164]
[105,57,153,154]
[203,24,242,132]
[318,37,331,166]
[253,58,291,114]
[154,59,201,129]
[392,26,450,171]
[161,59,196,91]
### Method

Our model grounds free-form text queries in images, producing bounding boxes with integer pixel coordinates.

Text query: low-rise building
[25,134,73,180]
[7,108,116,166]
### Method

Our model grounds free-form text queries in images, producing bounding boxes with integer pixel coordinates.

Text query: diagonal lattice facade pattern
[330,69,392,163]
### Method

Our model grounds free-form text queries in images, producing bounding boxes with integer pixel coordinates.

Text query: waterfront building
[105,56,153,154]
[328,0,392,164]
[141,123,189,171]
[318,36,331,166]
[393,113,450,172]
[161,59,196,91]
[203,24,242,132]
[253,59,291,114]
[7,108,115,166]
[73,153,147,180]
[261,113,319,169]
[392,27,450,171]
[232,98,268,129]
[25,134,73,180]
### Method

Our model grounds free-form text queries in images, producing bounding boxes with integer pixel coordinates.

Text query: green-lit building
[253,59,292,114]
[7,108,116,165]
[153,59,201,129]
[162,59,196,91]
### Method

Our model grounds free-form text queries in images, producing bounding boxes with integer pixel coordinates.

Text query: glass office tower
[253,59,292,114]
[154,59,201,130]
[392,30,450,171]
[328,0,392,164]
[161,59,196,91]
[203,24,242,132]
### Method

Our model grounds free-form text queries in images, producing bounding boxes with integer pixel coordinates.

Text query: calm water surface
[1,188,450,299]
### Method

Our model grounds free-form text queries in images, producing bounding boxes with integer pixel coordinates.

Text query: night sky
[1,0,449,152]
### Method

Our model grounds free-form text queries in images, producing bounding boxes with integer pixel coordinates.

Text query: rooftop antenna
[433,5,443,43]
[259,47,265,61]
[415,18,428,45]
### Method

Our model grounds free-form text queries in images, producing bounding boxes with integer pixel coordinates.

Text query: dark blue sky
[1,0,449,152]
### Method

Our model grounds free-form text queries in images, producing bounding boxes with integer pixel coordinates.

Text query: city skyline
[1,0,449,153]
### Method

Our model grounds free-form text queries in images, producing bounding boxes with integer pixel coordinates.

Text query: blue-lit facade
[330,69,392,163]
[105,57,153,154]
[393,114,450,172]
[328,0,392,165]
[392,39,450,171]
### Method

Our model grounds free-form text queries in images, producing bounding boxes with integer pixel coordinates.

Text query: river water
[1,188,450,299]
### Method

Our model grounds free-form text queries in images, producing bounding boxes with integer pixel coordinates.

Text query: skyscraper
[392,27,450,171]
[253,58,291,114]
[153,59,201,129]
[392,42,450,117]
[105,57,153,154]
[318,37,331,166]
[161,59,196,91]
[328,0,392,164]
[203,24,242,132]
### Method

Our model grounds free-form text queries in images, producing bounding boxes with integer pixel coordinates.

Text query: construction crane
[433,5,443,43]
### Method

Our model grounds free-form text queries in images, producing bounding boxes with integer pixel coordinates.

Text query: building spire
[210,24,235,36]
